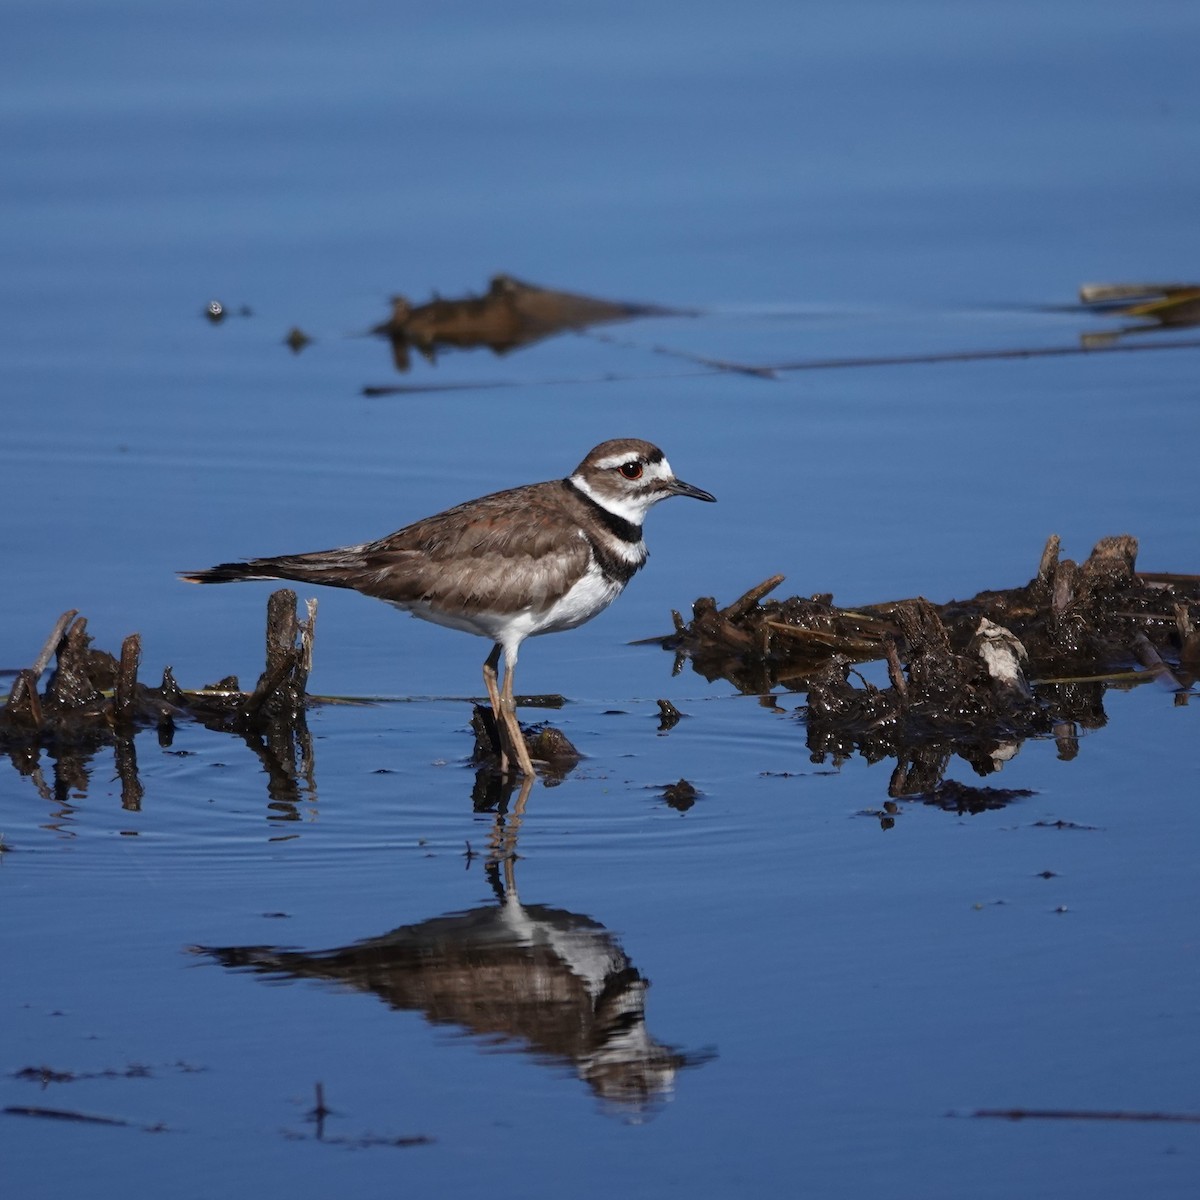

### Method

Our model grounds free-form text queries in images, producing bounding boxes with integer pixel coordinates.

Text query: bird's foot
[470,701,536,779]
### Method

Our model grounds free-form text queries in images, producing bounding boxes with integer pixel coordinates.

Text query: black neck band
[564,478,643,545]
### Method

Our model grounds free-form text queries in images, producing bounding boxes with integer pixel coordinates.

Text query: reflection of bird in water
[192,848,711,1113]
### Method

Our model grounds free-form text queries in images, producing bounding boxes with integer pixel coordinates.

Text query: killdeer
[181,438,715,777]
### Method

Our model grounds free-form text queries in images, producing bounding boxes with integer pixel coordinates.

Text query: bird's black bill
[669,478,717,502]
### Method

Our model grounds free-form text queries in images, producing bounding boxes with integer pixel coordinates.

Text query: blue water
[3,2,1199,1197]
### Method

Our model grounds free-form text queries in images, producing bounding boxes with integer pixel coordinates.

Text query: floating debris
[653,535,1197,800]
[371,273,681,371]
[203,300,253,324]
[660,778,699,812]
[1080,281,1200,327]
[655,698,682,731]
[283,326,313,353]
[0,592,316,808]
[660,534,1197,691]
[0,591,583,804]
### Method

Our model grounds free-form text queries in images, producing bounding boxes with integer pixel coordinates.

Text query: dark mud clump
[657,534,1198,800]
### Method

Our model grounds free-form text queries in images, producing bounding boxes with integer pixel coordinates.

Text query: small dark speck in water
[284,327,313,353]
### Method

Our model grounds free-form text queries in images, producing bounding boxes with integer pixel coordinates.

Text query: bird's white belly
[389,560,624,646]
[528,561,625,637]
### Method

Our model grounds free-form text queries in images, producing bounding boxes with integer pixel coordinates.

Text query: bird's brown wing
[358,483,593,614]
[183,481,595,616]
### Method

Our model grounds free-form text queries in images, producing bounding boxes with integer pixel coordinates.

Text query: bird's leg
[500,648,536,779]
[482,643,508,773]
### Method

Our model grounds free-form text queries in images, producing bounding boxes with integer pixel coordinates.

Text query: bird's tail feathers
[179,550,368,587]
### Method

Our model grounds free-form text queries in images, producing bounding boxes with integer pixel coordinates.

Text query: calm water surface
[3,2,1198,1197]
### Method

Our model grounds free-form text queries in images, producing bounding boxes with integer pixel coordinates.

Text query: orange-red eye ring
[619,462,643,480]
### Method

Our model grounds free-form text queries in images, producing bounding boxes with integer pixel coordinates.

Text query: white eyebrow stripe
[593,453,638,470]
[593,452,666,472]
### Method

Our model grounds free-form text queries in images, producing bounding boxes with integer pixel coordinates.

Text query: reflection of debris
[916,780,1034,814]
[655,698,682,731]
[655,535,1198,800]
[283,326,312,353]
[371,273,679,371]
[193,855,711,1114]
[860,781,1036,829]
[12,1062,201,1086]
[3,1105,167,1132]
[295,1081,432,1148]
[970,1106,1200,1125]
[0,592,316,809]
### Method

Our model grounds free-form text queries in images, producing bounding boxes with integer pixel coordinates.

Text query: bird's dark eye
[619,461,643,480]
